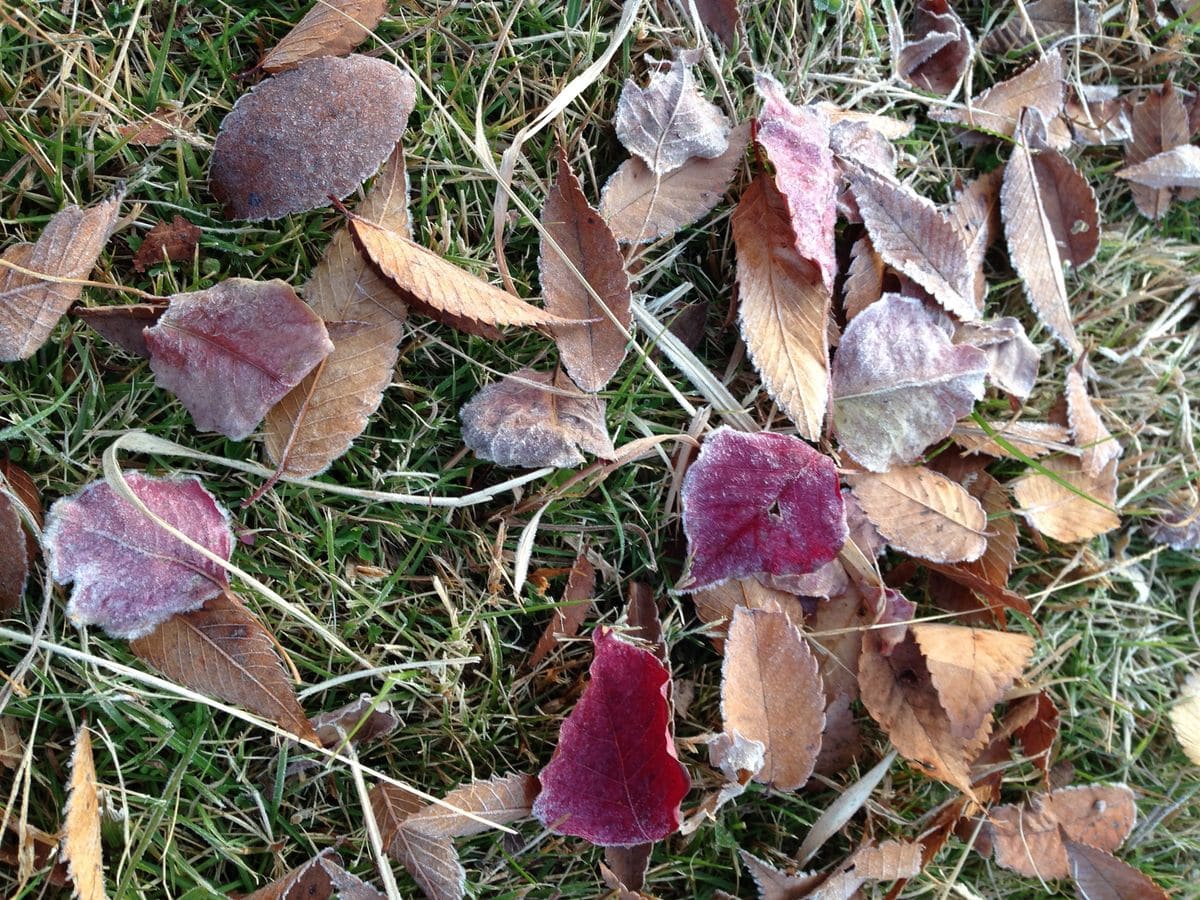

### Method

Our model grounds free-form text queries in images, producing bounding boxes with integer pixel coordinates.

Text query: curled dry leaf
[739,851,822,899]
[145,279,333,440]
[722,604,825,791]
[0,189,123,361]
[63,725,106,900]
[615,53,730,175]
[1169,671,1200,765]
[733,174,831,440]
[1146,499,1200,551]
[528,550,595,668]
[980,0,1099,53]
[533,629,691,846]
[459,368,613,469]
[679,427,846,591]
[260,0,388,72]
[898,0,974,96]
[948,168,1003,311]
[45,473,233,639]
[954,317,1040,400]
[599,122,749,244]
[1065,839,1169,900]
[540,147,631,392]
[932,50,1067,146]
[1012,456,1119,542]
[831,294,988,472]
[308,694,401,749]
[1122,81,1191,219]
[210,55,415,220]
[371,782,465,900]
[72,302,166,357]
[1117,143,1200,189]
[403,773,539,839]
[1066,360,1121,477]
[132,215,201,272]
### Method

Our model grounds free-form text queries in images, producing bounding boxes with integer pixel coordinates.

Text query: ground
[1,0,1199,897]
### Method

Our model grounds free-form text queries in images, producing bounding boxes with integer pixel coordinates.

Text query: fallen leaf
[72,302,167,357]
[460,368,614,468]
[0,189,123,361]
[1169,671,1200,765]
[953,420,1073,458]
[45,472,233,639]
[130,591,318,743]
[0,461,38,612]
[615,53,730,174]
[624,581,665,661]
[739,851,822,899]
[722,604,825,790]
[679,427,846,591]
[210,55,415,220]
[532,628,691,846]
[1065,839,1169,900]
[1064,86,1131,146]
[63,725,106,900]
[816,840,924,898]
[932,50,1067,145]
[1012,456,1119,542]
[602,844,651,895]
[899,0,974,96]
[952,469,1019,594]
[843,234,885,320]
[807,583,872,704]
[691,577,805,653]
[761,559,849,600]
[599,122,748,244]
[1066,360,1121,477]
[132,215,201,272]
[145,279,334,440]
[116,107,189,146]
[243,849,385,900]
[948,169,1003,311]
[980,0,1099,52]
[1122,81,1191,219]
[954,317,1040,399]
[404,773,539,839]
[260,0,388,72]
[0,717,22,769]
[1146,499,1200,550]
[848,170,977,320]
[528,550,595,668]
[733,174,831,439]
[1013,690,1061,780]
[540,147,631,392]
[831,294,988,472]
[1022,135,1101,269]
[692,0,739,48]
[1117,143,1200,189]
[309,694,400,748]
[371,782,465,900]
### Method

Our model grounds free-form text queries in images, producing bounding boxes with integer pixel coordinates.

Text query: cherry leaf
[679,427,846,592]
[981,0,1099,53]
[45,472,233,639]
[931,51,1067,147]
[1012,456,1120,543]
[532,628,690,846]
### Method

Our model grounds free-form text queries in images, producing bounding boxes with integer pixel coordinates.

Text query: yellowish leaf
[63,725,106,899]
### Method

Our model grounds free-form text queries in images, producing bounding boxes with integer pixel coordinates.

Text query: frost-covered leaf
[679,427,846,591]
[145,279,333,440]
[1066,359,1121,477]
[932,51,1067,145]
[1122,81,1192,219]
[210,55,415,220]
[1066,840,1168,900]
[1117,143,1200,189]
[63,725,105,900]
[533,629,690,846]
[243,849,385,900]
[1146,499,1200,551]
[1012,456,1119,542]
[1170,671,1200,765]
[954,317,1040,399]
[691,577,804,653]
[843,235,885,320]
[615,54,730,174]
[948,168,1003,311]
[45,472,233,639]
[693,0,739,48]
[816,840,924,898]
[259,0,388,72]
[460,368,614,469]
[739,851,822,899]
[73,302,166,358]
[1065,86,1131,146]
[980,0,1099,52]
[404,773,539,839]
[831,294,987,472]
[953,420,1073,458]
[950,470,1019,594]
[899,0,974,96]
[371,782,465,900]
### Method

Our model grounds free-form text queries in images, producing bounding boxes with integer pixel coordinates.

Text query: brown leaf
[309,694,401,748]
[404,773,539,839]
[980,0,1099,53]
[1170,670,1200,765]
[955,470,1019,592]
[71,302,167,358]
[932,51,1067,145]
[541,147,631,392]
[0,461,38,612]
[807,583,871,704]
[624,580,665,661]
[953,420,1073,458]
[459,368,613,468]
[1064,87,1131,147]
[599,122,748,244]
[843,234,884,321]
[818,840,924,898]
[1065,839,1169,900]
[0,189,123,361]
[1012,456,1119,542]
[1024,141,1101,269]
[130,591,319,743]
[691,577,804,654]
[899,0,974,96]
[260,0,388,72]
[1123,81,1192,219]
[954,317,1040,400]
[733,174,831,440]
[132,215,201,272]
[721,603,825,791]
[63,725,106,900]
[692,0,739,48]
[1117,143,1200,189]
[0,717,23,769]
[116,107,190,146]
[528,550,595,669]
[739,851,822,900]
[948,169,1003,312]
[1066,359,1121,477]
[602,844,651,894]
[370,783,465,900]
[243,850,385,900]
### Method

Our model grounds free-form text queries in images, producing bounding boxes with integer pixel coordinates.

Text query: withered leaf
[210,55,415,220]
[954,317,1040,400]
[260,0,388,72]
[721,604,825,791]
[602,844,652,895]
[1117,143,1200,189]
[954,420,1073,458]
[899,0,974,96]
[0,717,22,769]
[599,122,748,244]
[948,168,1003,311]
[1065,86,1131,147]
[243,850,385,900]
[1122,82,1192,219]
[1066,360,1121,477]
[371,781,465,900]
[1147,499,1200,551]
[1012,456,1119,542]
[1065,839,1169,900]
[734,174,831,440]
[816,840,924,898]
[63,725,106,900]
[540,147,631,392]
[132,215,201,272]
[403,773,539,839]
[308,694,400,749]
[691,577,804,653]
[933,51,1067,145]
[692,0,739,48]
[72,302,167,357]
[130,591,320,744]
[1170,671,1200,765]
[0,461,38,612]
[980,0,1099,52]
[460,368,614,468]
[116,107,190,146]
[954,470,1019,593]
[528,550,595,668]
[843,234,884,320]
[739,851,822,900]
[0,189,123,361]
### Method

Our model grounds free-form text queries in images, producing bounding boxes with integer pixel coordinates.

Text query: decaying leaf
[1066,360,1121,477]
[63,725,106,900]
[371,782,465,900]
[954,317,1040,400]
[679,427,846,591]
[45,472,233,639]
[602,843,652,895]
[1170,671,1200,765]
[0,189,123,361]
[950,469,1019,595]
[599,122,748,244]
[528,550,595,668]
[130,591,319,743]
[932,50,1067,145]
[72,302,166,357]
[692,0,739,48]
[210,55,415,220]
[533,629,690,846]
[1146,499,1200,551]
[132,215,201,272]
[1122,81,1192,219]
[116,107,190,146]
[733,174,831,439]
[1012,456,1119,542]
[0,717,22,769]
[243,849,385,900]
[615,53,730,174]
[948,168,1003,311]
[540,147,631,392]
[739,851,822,899]
[843,234,884,320]
[1117,143,1200,189]
[980,0,1099,52]
[816,840,924,898]
[1065,839,1169,900]
[145,279,333,440]
[898,0,974,96]
[0,461,38,612]
[1064,85,1131,147]
[260,0,388,72]
[460,368,614,468]
[308,694,400,748]
[403,773,539,839]
[831,294,988,472]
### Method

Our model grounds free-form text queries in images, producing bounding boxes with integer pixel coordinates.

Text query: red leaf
[680,427,846,591]
[533,628,690,846]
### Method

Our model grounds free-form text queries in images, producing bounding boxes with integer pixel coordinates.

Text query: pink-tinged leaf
[44,473,234,639]
[533,628,690,846]
[679,427,846,591]
[145,278,334,441]
[831,294,988,472]
[755,75,838,290]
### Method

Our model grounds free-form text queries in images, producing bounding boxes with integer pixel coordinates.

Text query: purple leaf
[44,473,234,639]
[679,427,846,591]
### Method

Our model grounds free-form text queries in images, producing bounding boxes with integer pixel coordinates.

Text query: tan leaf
[691,577,804,653]
[129,591,319,744]
[116,107,191,146]
[948,169,1002,311]
[910,623,1034,740]
[957,471,1019,591]
[1117,143,1200,189]
[816,840,924,898]
[63,725,106,899]
[540,147,631,392]
[260,0,388,72]
[1066,360,1121,477]
[842,234,884,321]
[404,773,538,839]
[932,51,1067,145]
[849,169,976,320]
[816,104,914,140]
[954,317,1040,400]
[371,783,465,900]
[953,420,1073,458]
[848,466,987,564]
[722,604,825,791]
[1169,671,1200,765]
[734,174,831,439]
[599,122,748,244]
[980,0,1099,53]
[528,550,595,668]
[1012,455,1119,542]
[1123,81,1191,219]
[739,851,822,900]
[0,189,123,361]
[807,583,871,704]
[1066,839,1169,900]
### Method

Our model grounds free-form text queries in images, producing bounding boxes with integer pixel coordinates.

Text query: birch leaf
[1012,456,1119,542]
[63,725,106,900]
[260,0,388,72]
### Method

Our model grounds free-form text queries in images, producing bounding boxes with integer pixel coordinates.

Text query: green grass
[2,0,1200,897]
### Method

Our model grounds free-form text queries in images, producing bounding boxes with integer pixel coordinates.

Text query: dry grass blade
[260,0,388,72]
[403,773,539,839]
[63,725,106,899]
[1011,456,1119,542]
